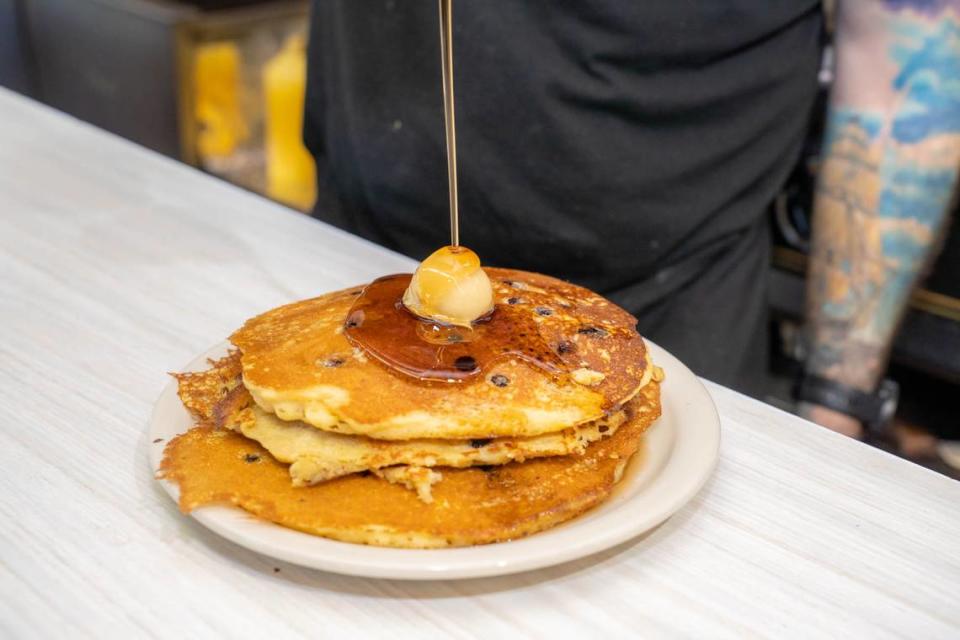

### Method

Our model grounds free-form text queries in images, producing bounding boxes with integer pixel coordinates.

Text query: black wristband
[794,374,899,434]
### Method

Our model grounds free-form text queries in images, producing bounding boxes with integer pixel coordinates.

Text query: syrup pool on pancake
[344,245,569,382]
[342,243,645,390]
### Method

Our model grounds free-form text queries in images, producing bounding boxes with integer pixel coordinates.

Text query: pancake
[172,350,242,422]
[159,380,660,548]
[373,466,443,503]
[230,268,648,440]
[188,359,651,486]
[246,404,628,486]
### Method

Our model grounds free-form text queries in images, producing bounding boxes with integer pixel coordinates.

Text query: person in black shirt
[304,1,960,439]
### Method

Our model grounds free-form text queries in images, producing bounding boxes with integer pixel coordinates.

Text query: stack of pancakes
[161,269,663,548]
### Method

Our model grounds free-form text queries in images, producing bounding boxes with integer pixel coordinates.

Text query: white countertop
[1,88,958,639]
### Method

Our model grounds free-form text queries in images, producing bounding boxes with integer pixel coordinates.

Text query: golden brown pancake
[245,404,629,486]
[230,268,648,440]
[160,380,660,548]
[172,350,242,423]
[190,359,649,486]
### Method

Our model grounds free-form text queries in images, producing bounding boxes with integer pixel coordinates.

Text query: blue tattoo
[883,0,960,15]
[890,21,960,142]
[806,1,960,380]
[878,16,960,272]
[823,109,883,151]
[878,165,955,222]
[877,161,955,265]
[871,269,916,334]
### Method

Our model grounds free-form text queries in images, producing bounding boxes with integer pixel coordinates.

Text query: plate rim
[150,340,720,580]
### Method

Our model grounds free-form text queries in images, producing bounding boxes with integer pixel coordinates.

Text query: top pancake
[231,268,648,440]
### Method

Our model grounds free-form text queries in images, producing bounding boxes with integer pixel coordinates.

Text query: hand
[797,401,865,439]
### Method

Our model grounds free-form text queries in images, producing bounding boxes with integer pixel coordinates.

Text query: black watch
[794,373,899,435]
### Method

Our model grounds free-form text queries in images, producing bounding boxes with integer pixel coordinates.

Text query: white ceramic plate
[150,340,719,580]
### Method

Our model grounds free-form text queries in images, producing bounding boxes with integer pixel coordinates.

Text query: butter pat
[402,245,494,327]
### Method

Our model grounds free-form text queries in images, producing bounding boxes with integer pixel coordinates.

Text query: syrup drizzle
[344,275,568,382]
[438,0,459,247]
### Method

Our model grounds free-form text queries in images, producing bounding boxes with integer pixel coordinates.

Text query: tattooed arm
[801,0,960,435]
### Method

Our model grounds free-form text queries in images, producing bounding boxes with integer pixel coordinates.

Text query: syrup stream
[438,0,459,247]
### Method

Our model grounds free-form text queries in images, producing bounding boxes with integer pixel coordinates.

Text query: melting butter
[402,245,493,327]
